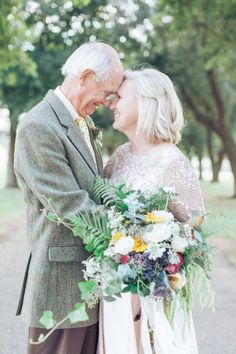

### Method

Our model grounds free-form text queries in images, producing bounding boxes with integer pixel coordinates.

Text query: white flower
[163,186,176,194]
[172,235,188,252]
[103,247,115,257]
[143,223,172,244]
[183,223,192,239]
[148,243,166,260]
[113,236,134,255]
[170,222,180,237]
[82,258,101,278]
[168,251,180,264]
[107,207,124,229]
[152,210,174,222]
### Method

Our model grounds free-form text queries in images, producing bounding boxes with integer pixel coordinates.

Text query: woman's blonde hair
[125,68,184,144]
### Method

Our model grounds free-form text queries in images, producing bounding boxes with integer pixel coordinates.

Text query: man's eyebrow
[107,90,117,94]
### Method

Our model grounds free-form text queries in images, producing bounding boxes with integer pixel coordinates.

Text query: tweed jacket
[14,90,103,328]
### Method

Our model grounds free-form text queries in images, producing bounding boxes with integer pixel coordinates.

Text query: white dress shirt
[54,86,78,120]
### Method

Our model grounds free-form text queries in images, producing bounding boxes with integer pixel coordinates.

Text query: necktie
[75,117,97,166]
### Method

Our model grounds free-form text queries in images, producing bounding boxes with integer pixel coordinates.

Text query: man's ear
[79,69,95,86]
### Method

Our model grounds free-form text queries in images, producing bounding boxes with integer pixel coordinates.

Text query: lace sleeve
[104,144,124,179]
[164,156,205,222]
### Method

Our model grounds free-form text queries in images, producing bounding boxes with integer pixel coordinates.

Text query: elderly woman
[98,69,204,354]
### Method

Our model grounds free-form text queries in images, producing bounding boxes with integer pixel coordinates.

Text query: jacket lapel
[88,129,104,177]
[44,90,97,176]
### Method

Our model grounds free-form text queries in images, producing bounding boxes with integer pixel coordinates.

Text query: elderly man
[14,42,123,354]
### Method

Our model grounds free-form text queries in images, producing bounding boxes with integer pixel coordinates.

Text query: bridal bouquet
[36,177,214,343]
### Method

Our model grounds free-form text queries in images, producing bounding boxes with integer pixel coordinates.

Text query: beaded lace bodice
[104,142,204,222]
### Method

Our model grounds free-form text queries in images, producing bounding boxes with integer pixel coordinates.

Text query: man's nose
[109,96,118,110]
[103,98,112,108]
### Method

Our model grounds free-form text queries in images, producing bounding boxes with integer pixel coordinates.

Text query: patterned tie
[75,117,97,166]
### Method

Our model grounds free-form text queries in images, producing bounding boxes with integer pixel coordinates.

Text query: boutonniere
[86,116,103,148]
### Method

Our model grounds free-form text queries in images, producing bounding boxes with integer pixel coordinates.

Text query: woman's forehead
[118,79,133,94]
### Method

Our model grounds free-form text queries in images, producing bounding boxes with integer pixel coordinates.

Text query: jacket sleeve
[14,119,97,218]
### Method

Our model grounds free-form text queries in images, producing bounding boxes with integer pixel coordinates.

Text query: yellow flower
[133,236,148,253]
[109,231,123,245]
[145,212,165,223]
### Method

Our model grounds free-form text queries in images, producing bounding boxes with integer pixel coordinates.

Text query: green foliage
[47,212,59,222]
[39,311,56,329]
[0,1,32,71]
[37,333,45,342]
[70,211,111,257]
[101,127,127,156]
[181,117,207,159]
[93,176,117,207]
[186,263,215,309]
[166,262,214,323]
[201,180,236,238]
[184,241,214,276]
[68,303,89,324]
[103,274,124,297]
[143,188,174,212]
[93,177,141,213]
[79,280,97,301]
[73,0,92,8]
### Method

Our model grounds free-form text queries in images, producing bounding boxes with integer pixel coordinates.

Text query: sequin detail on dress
[104,142,204,221]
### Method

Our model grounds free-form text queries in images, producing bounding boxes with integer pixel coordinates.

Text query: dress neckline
[126,142,176,159]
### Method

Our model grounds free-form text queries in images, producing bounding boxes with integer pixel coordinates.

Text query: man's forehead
[109,72,124,92]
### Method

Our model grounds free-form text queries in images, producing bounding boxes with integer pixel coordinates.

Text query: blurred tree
[206,130,224,183]
[1,0,104,187]
[2,0,235,194]
[0,0,27,70]
[181,116,224,182]
[0,0,37,187]
[0,0,150,187]
[180,116,206,180]
[147,0,236,196]
[1,64,38,187]
[102,127,127,156]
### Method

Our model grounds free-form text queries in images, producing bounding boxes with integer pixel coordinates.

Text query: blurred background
[0,0,236,353]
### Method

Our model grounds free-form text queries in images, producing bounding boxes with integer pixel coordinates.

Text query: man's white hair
[125,68,184,144]
[61,42,122,81]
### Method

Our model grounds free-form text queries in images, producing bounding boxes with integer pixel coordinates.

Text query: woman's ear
[79,69,95,86]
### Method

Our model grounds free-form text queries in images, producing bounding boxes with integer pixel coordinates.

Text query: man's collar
[54,86,78,120]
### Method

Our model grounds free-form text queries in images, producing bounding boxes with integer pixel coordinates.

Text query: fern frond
[93,177,117,207]
[70,211,111,257]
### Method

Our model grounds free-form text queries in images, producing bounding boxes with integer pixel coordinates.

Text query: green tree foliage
[145,0,236,195]
[1,0,236,195]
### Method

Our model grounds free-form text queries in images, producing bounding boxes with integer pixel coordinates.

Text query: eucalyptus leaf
[103,296,116,302]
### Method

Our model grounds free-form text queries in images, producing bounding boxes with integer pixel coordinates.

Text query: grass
[0,179,235,237]
[200,180,236,239]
